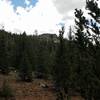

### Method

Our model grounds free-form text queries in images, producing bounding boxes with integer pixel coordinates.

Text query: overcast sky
[0,0,87,35]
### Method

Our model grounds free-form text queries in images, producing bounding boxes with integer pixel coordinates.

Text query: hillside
[0,72,56,100]
[0,72,84,100]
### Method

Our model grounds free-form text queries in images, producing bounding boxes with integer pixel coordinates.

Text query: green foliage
[18,52,33,82]
[74,9,90,49]
[18,32,33,82]
[0,80,15,100]
[73,0,100,99]
[86,0,100,23]
[0,1,99,99]
[0,30,12,75]
[85,0,100,99]
[53,27,67,87]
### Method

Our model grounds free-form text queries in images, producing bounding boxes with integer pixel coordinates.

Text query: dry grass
[0,72,56,100]
[0,72,84,100]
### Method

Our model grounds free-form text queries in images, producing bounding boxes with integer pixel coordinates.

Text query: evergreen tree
[18,52,33,82]
[0,30,11,74]
[35,40,49,79]
[74,8,96,100]
[74,9,90,49]
[86,0,100,76]
[52,27,68,100]
[86,0,100,99]
[18,32,33,82]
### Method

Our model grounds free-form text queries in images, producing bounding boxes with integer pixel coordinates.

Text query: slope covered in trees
[0,0,100,100]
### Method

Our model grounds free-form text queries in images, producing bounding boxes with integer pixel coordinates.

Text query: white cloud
[52,0,85,14]
[0,0,63,35]
[0,0,88,36]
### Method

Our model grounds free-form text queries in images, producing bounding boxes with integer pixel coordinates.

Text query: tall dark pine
[86,0,100,73]
[0,30,10,75]
[86,0,100,45]
[74,9,90,49]
[68,26,73,41]
[74,8,96,100]
[86,0,100,99]
[19,52,32,82]
[53,27,67,100]
[18,32,33,82]
[34,40,47,79]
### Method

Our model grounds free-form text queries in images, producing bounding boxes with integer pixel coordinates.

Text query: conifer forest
[0,0,100,100]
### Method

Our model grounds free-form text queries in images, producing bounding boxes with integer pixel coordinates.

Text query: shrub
[0,80,15,100]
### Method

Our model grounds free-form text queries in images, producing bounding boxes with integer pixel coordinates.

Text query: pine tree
[0,30,11,75]
[74,9,90,49]
[52,27,68,100]
[74,8,96,100]
[18,52,33,82]
[18,32,33,82]
[86,0,100,76]
[86,0,100,99]
[35,40,49,79]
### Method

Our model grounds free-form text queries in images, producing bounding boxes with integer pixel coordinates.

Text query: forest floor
[0,72,84,100]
